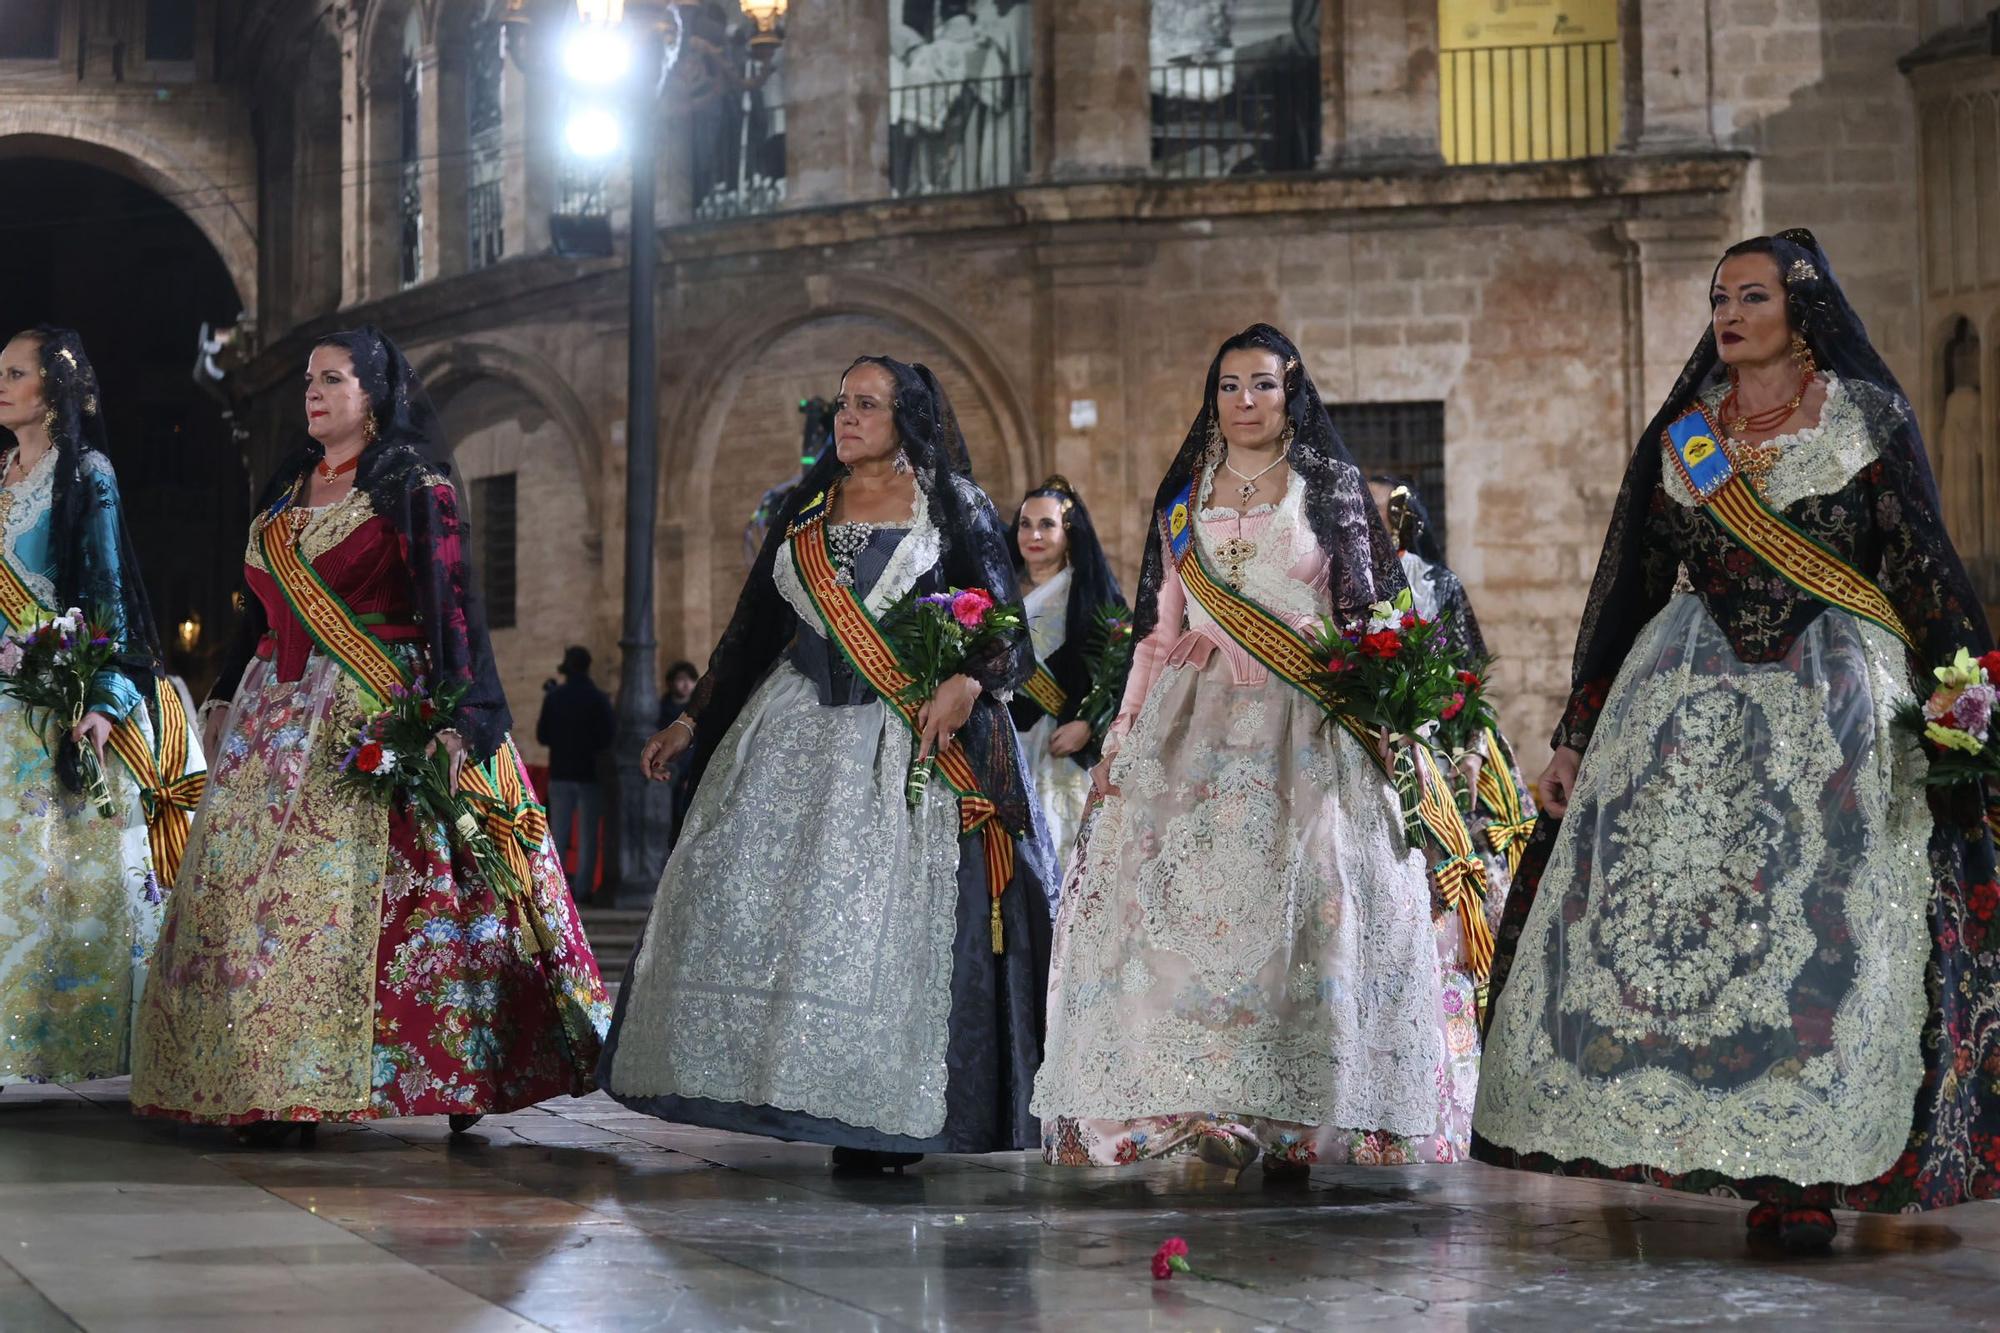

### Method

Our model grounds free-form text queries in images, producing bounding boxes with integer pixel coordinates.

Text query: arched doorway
[0,156,245,696]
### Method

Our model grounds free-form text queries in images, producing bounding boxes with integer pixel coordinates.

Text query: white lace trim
[1665,374,1878,512]
[1023,566,1071,661]
[775,483,938,633]
[1,446,57,607]
[1192,459,1320,622]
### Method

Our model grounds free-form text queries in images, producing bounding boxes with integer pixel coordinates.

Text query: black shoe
[232,1120,316,1148]
[829,1146,923,1174]
[448,1114,485,1135]
[1779,1207,1837,1253]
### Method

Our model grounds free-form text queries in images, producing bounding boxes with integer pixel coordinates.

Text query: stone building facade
[0,0,1983,760]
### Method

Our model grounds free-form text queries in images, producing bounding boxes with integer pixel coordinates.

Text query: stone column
[1622,0,1715,150]
[418,44,469,280]
[1331,0,1442,165]
[509,54,557,254]
[1034,240,1150,570]
[1038,0,1151,180]
[782,0,890,207]
[1615,216,1735,440]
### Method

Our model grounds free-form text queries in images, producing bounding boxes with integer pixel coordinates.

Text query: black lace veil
[1567,228,1991,716]
[1133,323,1404,642]
[681,355,1031,791]
[219,326,513,758]
[16,326,165,685]
[1006,474,1126,669]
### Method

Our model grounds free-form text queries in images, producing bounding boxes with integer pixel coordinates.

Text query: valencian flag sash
[1665,404,1915,651]
[0,552,205,883]
[258,490,554,948]
[787,486,1018,953]
[1159,477,1495,994]
[1475,724,1534,879]
[1019,661,1067,719]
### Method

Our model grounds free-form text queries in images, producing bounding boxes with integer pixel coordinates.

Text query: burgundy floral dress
[131,484,608,1124]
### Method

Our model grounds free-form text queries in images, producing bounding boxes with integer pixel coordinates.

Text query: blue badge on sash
[1665,406,1733,499]
[786,488,830,535]
[1164,477,1195,561]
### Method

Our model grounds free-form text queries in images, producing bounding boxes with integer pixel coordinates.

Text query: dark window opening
[1330,401,1449,556]
[0,2,61,61]
[472,473,518,629]
[145,0,198,62]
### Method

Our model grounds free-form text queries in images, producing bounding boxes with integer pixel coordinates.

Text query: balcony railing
[889,73,1031,198]
[1151,56,1321,179]
[468,178,504,270]
[691,84,786,222]
[1441,39,1620,165]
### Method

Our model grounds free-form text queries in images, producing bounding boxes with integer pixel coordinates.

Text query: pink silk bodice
[1111,503,1330,738]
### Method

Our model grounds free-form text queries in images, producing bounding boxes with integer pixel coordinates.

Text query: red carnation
[1152,1236,1190,1281]
[355,741,386,774]
[1441,692,1466,721]
[1456,670,1480,686]
[1358,629,1402,660]
[950,588,995,629]
[1400,611,1417,629]
[1981,650,2000,681]
[419,700,438,721]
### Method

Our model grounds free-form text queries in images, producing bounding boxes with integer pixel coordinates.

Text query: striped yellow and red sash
[1160,480,1492,984]
[257,495,550,912]
[0,553,205,882]
[258,500,410,704]
[787,490,1017,953]
[1020,662,1067,718]
[1665,404,1915,651]
[1474,724,1534,879]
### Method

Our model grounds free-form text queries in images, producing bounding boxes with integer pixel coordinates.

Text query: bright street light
[564,104,623,158]
[561,22,632,85]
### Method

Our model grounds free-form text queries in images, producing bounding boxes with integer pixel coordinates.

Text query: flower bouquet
[1893,647,2000,786]
[1074,603,1136,737]
[878,586,1024,806]
[335,676,547,949]
[0,606,121,816]
[1305,588,1489,844]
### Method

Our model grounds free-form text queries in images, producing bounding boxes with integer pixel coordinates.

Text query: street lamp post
[506,0,785,903]
[505,0,678,902]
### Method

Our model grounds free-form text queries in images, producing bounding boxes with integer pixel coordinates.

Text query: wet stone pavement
[1,1081,1996,1331]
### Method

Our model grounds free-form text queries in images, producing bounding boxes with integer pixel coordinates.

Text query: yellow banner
[1439,0,1618,51]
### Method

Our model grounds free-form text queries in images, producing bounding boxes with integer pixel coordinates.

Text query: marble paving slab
[0,1081,1995,1331]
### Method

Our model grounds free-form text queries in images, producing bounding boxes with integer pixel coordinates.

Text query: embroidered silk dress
[130,484,609,1124]
[1032,461,1485,1168]
[0,449,179,1084]
[1474,373,2000,1211]
[600,482,1056,1153]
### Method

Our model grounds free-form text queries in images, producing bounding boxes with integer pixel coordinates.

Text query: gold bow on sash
[457,739,558,954]
[0,553,205,883]
[1416,746,1494,1018]
[104,680,205,885]
[1474,724,1533,879]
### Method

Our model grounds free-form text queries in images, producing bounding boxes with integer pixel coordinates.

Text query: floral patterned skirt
[130,654,609,1125]
[1031,661,1479,1168]
[0,695,161,1085]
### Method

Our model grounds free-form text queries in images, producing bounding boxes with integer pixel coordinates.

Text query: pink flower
[1151,1237,1190,1281]
[1951,684,1996,740]
[1441,692,1466,721]
[950,588,995,629]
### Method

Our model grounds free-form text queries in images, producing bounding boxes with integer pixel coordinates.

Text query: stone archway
[663,268,1038,658]
[0,124,255,313]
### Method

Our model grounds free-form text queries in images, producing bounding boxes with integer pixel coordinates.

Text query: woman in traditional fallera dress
[1032,324,1485,1174]
[130,327,608,1142]
[1473,230,2000,1250]
[0,327,201,1088]
[600,356,1055,1172]
[1007,475,1126,867]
